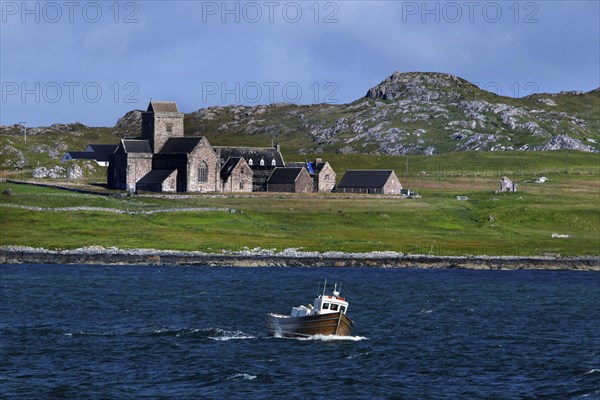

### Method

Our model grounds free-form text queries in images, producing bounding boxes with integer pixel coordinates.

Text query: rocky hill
[1,72,598,172]
[183,72,599,155]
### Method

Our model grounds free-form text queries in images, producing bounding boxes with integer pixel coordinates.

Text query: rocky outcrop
[365,71,473,102]
[534,135,597,152]
[499,176,517,192]
[4,72,598,158]
[114,109,143,131]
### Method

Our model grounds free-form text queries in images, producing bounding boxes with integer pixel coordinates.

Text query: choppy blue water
[1,264,599,399]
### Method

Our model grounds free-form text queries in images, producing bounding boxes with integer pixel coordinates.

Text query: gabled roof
[220,157,244,181]
[267,167,305,184]
[288,161,329,175]
[137,169,177,185]
[147,101,179,113]
[159,137,204,154]
[215,146,285,167]
[121,139,152,154]
[86,144,118,161]
[63,151,96,160]
[337,170,395,189]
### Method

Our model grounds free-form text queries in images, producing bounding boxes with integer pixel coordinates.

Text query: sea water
[1,264,599,399]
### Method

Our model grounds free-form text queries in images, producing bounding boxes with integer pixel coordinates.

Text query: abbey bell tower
[141,101,184,153]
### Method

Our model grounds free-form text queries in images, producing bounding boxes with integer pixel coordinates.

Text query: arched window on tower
[248,159,254,166]
[198,161,208,183]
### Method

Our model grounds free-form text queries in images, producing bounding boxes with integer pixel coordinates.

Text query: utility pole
[19,122,27,143]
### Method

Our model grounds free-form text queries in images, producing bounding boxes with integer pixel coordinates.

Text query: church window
[271,159,276,166]
[260,158,265,167]
[198,161,208,183]
[248,159,254,166]
[166,123,173,133]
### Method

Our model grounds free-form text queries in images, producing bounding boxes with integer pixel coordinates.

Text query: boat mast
[322,279,327,297]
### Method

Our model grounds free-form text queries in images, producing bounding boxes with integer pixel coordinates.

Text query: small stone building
[215,145,285,191]
[220,157,253,192]
[337,170,402,195]
[62,144,118,166]
[108,139,153,191]
[267,167,313,193]
[288,158,336,192]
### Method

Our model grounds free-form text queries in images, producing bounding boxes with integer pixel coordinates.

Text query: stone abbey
[106,101,336,194]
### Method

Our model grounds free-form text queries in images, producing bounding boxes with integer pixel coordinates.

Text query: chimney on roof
[274,143,281,153]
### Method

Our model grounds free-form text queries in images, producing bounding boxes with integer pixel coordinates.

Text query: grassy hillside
[1,151,598,256]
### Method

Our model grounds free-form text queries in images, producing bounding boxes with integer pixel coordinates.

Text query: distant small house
[85,144,118,166]
[288,158,336,193]
[61,151,96,163]
[61,144,118,166]
[337,170,402,195]
[267,167,313,193]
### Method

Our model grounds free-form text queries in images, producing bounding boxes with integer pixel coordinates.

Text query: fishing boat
[266,281,354,338]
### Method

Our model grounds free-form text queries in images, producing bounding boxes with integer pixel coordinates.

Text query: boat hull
[266,312,354,337]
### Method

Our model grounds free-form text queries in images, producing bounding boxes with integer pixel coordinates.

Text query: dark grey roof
[215,146,284,168]
[267,167,304,184]
[122,140,151,153]
[65,151,96,160]
[147,101,179,113]
[220,157,243,180]
[159,137,203,154]
[87,144,118,161]
[287,161,328,175]
[137,169,176,185]
[337,170,395,189]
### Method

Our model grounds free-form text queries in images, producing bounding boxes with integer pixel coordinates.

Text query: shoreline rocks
[1,246,597,271]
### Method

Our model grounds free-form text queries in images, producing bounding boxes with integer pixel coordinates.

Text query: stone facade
[126,154,153,192]
[221,158,253,192]
[141,102,184,153]
[287,159,336,193]
[315,161,336,192]
[187,139,221,193]
[108,140,153,191]
[382,171,402,195]
[161,170,178,192]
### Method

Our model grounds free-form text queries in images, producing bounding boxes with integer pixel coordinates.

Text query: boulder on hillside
[499,176,517,192]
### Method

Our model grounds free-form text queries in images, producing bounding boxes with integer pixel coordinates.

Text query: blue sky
[1,0,598,127]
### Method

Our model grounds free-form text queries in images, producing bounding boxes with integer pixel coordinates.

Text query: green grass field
[1,152,598,256]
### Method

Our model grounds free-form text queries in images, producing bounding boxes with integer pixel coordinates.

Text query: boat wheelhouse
[267,281,354,337]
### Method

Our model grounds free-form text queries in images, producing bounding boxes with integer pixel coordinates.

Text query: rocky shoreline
[1,246,598,271]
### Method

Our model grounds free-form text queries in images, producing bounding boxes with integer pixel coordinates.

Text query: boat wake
[277,333,368,342]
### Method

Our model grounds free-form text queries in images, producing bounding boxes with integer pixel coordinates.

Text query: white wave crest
[228,373,257,381]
